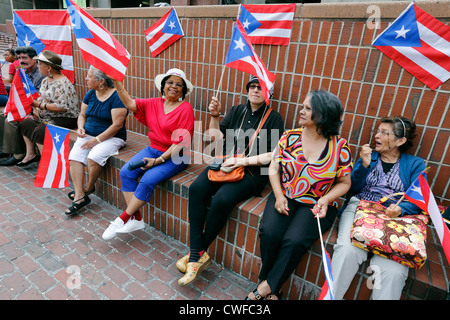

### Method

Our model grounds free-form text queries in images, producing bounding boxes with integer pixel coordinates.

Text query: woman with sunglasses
[331,116,425,300]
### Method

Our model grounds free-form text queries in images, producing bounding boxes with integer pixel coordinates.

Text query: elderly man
[0,46,45,165]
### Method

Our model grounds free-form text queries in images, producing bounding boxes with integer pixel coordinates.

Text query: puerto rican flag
[35,125,70,188]
[225,20,276,105]
[372,2,450,90]
[13,10,74,83]
[238,4,295,46]
[65,0,130,81]
[4,68,40,122]
[404,169,450,264]
[145,7,184,57]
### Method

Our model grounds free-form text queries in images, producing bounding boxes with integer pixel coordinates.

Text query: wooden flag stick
[214,65,226,98]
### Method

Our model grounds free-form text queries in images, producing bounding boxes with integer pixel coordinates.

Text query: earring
[162,95,166,99]
[48,70,53,78]
[178,97,183,102]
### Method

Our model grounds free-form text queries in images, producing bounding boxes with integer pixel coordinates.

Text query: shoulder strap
[244,107,272,156]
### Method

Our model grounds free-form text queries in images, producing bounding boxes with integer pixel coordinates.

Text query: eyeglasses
[376,129,393,136]
[248,84,261,91]
[165,80,184,88]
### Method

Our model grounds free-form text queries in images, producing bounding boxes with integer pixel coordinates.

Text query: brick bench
[69,130,449,300]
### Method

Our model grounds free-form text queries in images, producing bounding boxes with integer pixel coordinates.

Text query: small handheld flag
[145,7,184,57]
[35,125,71,188]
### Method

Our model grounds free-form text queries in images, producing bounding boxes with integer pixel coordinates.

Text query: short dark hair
[160,75,188,100]
[380,116,417,153]
[308,90,343,139]
[15,46,37,58]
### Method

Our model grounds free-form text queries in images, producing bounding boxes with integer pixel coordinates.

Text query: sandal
[67,187,95,200]
[65,195,91,216]
[245,288,264,300]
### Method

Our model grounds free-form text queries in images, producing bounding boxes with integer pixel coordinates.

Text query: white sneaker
[116,216,145,234]
[102,217,124,240]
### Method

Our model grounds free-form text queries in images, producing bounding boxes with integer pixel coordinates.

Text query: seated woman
[102,68,195,240]
[177,76,285,287]
[18,50,79,166]
[66,66,128,216]
[331,116,425,300]
[246,90,352,300]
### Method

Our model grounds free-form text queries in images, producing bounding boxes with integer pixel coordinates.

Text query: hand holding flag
[224,20,276,105]
[65,0,130,81]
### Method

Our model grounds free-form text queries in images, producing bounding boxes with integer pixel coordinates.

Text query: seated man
[0,46,45,164]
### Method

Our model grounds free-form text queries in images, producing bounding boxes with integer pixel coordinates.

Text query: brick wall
[72,1,450,207]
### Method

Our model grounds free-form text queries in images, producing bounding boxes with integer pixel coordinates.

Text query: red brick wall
[72,1,450,205]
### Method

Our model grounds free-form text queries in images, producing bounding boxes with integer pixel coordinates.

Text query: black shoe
[17,155,40,167]
[0,156,23,166]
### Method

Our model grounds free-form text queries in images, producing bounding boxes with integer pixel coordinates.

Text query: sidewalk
[0,163,256,300]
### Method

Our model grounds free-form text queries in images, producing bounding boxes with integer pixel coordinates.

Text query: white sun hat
[154,68,193,95]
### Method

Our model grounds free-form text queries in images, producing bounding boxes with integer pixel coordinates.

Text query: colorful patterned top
[273,128,353,206]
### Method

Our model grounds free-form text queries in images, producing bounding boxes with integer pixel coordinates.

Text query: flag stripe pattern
[65,0,130,81]
[13,10,74,83]
[404,171,450,264]
[224,20,276,105]
[4,69,40,122]
[372,2,450,90]
[239,4,295,46]
[319,250,334,300]
[145,7,184,57]
[35,125,70,188]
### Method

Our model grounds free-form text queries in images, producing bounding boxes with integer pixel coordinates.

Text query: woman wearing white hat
[102,68,195,240]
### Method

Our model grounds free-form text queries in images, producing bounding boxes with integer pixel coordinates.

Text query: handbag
[208,107,272,183]
[350,195,429,269]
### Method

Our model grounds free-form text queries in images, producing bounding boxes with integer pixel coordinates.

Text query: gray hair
[89,66,114,88]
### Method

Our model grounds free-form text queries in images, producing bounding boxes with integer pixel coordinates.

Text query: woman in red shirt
[103,69,194,240]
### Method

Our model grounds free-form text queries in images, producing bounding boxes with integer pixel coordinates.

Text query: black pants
[188,167,257,251]
[259,192,337,294]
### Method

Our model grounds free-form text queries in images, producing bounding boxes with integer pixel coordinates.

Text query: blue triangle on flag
[65,0,94,39]
[238,6,261,34]
[373,3,421,47]
[13,13,46,54]
[162,8,183,36]
[47,125,69,156]
[225,23,254,65]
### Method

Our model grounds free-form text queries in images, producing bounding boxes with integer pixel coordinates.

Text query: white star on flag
[168,20,176,30]
[395,25,410,39]
[234,37,245,52]
[54,133,60,143]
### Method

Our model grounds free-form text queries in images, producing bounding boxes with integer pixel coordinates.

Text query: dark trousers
[259,192,337,293]
[188,167,257,251]
[0,115,25,155]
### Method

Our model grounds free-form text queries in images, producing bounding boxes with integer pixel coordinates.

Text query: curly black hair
[308,90,343,139]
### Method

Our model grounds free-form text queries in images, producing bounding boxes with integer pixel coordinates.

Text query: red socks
[119,210,142,223]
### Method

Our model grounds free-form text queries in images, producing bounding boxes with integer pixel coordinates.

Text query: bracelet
[38,102,42,109]
[95,136,102,143]
[160,155,166,163]
[210,113,220,118]
[44,103,48,110]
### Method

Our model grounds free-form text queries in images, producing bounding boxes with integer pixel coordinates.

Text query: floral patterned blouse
[38,76,79,124]
[274,127,353,206]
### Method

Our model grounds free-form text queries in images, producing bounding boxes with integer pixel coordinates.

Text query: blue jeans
[120,146,187,202]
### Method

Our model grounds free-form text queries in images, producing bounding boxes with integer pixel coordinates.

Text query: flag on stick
[238,4,295,46]
[313,209,335,300]
[145,7,184,57]
[65,0,130,81]
[35,125,71,188]
[372,2,450,90]
[4,69,39,122]
[13,10,75,83]
[404,168,450,264]
[224,20,275,105]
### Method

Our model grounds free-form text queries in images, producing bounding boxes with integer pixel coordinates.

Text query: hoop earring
[178,97,183,102]
[99,84,104,90]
